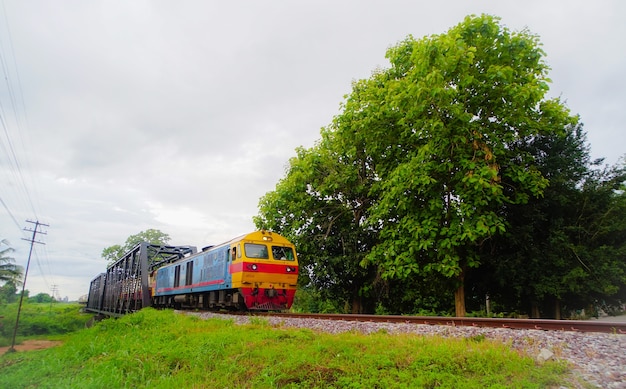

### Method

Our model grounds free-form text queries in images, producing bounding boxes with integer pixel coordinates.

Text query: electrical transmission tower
[7,220,49,353]
[51,284,59,301]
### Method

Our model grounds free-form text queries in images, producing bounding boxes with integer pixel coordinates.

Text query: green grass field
[0,302,92,347]
[0,306,575,388]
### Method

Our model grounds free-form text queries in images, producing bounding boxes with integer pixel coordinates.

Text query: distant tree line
[1,239,71,305]
[0,282,57,305]
[254,15,626,318]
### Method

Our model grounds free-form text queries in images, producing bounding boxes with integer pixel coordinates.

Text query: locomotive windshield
[272,246,295,261]
[244,243,269,259]
[244,243,295,261]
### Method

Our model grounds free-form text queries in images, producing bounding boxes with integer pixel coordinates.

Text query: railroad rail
[251,312,626,334]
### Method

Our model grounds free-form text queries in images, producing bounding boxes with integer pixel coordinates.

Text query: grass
[0,308,572,388]
[0,302,92,346]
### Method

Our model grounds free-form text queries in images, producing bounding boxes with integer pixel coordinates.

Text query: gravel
[183,311,626,388]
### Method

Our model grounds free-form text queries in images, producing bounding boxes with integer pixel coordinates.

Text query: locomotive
[153,230,298,310]
[86,231,299,316]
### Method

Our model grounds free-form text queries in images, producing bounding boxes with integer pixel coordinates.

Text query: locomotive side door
[222,247,232,287]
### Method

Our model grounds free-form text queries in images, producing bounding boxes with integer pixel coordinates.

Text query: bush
[0,302,90,345]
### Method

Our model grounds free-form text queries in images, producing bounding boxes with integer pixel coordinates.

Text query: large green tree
[360,15,576,316]
[102,229,171,264]
[257,15,581,316]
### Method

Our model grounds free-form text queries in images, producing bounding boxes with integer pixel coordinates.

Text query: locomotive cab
[230,231,299,310]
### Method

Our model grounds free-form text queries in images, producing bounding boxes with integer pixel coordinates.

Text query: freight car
[86,231,298,316]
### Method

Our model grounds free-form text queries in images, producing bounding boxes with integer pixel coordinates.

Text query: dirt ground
[1,340,62,354]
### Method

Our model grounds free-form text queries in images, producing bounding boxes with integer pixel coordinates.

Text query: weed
[466,333,486,343]
[249,316,270,327]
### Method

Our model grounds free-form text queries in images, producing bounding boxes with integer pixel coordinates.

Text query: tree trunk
[454,273,466,317]
[351,287,361,314]
[554,298,561,320]
[530,302,540,318]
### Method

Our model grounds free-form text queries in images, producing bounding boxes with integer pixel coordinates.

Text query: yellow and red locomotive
[152,230,299,310]
[86,230,298,316]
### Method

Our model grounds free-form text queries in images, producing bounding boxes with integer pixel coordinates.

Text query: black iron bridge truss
[86,243,197,317]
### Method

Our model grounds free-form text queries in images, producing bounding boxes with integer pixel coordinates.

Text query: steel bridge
[86,243,197,317]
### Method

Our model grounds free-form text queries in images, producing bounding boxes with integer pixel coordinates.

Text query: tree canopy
[101,229,171,264]
[361,15,577,316]
[256,14,626,317]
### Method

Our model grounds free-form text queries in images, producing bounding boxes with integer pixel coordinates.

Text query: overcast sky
[1,1,624,301]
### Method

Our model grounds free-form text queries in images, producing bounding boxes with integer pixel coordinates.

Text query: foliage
[362,15,576,317]
[378,272,456,316]
[101,229,171,264]
[28,292,55,304]
[471,126,626,318]
[290,284,347,313]
[0,303,91,346]
[257,14,583,316]
[0,281,19,305]
[566,162,626,310]
[0,308,569,388]
[0,239,23,286]
[255,134,380,313]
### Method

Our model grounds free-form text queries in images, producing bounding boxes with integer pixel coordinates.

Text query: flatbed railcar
[86,231,299,316]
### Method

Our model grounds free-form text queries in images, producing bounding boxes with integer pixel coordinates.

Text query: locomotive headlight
[251,264,258,271]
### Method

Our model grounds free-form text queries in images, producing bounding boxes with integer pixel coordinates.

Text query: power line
[0,1,41,221]
[0,195,22,230]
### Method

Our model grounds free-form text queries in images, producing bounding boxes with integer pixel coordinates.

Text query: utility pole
[50,284,59,313]
[51,284,59,301]
[7,220,49,353]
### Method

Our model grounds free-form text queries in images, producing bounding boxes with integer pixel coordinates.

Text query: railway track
[251,312,626,334]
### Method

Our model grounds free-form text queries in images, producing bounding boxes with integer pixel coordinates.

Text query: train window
[271,246,295,261]
[244,243,269,259]
[174,265,181,287]
[186,261,193,285]
[237,243,242,258]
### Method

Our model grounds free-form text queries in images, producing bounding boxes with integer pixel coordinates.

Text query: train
[86,231,299,316]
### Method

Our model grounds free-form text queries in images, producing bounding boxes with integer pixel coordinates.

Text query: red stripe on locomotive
[229,262,299,275]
